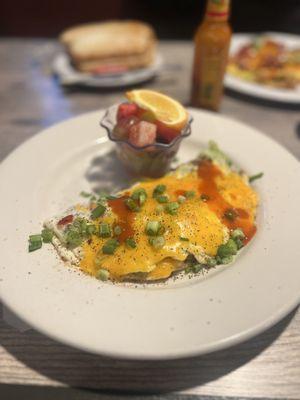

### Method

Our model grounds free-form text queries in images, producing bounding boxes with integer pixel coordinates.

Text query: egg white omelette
[42,142,259,282]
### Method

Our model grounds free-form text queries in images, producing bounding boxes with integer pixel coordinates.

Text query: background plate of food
[53,20,163,87]
[225,32,300,103]
[0,103,299,359]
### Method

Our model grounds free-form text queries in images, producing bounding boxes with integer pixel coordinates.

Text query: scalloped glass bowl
[100,104,192,178]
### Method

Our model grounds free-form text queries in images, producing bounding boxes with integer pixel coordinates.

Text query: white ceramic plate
[53,52,163,87]
[0,109,300,360]
[225,32,300,103]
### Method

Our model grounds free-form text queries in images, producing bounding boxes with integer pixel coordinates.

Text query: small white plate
[225,32,300,103]
[53,53,163,87]
[0,109,299,359]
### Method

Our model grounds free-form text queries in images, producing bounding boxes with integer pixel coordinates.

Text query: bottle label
[206,0,230,21]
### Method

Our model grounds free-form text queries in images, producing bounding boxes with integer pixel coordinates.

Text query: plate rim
[0,108,299,360]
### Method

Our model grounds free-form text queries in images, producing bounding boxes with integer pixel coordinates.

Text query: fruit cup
[100,104,192,178]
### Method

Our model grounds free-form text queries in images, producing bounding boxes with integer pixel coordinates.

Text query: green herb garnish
[148,236,165,249]
[41,228,53,243]
[179,237,189,241]
[97,268,110,281]
[145,221,162,236]
[99,223,111,238]
[102,238,119,255]
[153,184,166,197]
[125,237,137,249]
[28,234,42,252]
[131,188,147,205]
[217,239,238,258]
[249,172,264,183]
[165,202,179,215]
[156,195,169,203]
[124,198,140,212]
[114,225,122,236]
[91,204,106,219]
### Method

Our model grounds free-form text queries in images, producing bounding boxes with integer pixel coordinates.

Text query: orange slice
[126,90,188,131]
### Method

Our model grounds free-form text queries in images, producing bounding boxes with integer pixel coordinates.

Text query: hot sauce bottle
[191,0,232,111]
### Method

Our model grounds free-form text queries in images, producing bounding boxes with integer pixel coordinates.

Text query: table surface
[0,38,299,400]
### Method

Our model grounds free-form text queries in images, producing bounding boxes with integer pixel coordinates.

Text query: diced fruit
[113,116,139,139]
[126,90,188,131]
[128,121,157,147]
[117,103,139,122]
[156,121,181,143]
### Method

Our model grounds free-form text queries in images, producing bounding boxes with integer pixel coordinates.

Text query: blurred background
[1,0,300,38]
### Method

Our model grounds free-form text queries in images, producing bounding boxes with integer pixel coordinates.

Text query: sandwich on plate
[60,20,157,74]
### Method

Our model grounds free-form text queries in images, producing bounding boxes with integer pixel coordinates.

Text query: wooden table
[0,39,299,400]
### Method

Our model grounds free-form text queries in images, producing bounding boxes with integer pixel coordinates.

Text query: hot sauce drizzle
[197,160,256,244]
[108,196,135,242]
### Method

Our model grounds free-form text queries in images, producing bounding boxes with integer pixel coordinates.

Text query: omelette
[36,142,259,282]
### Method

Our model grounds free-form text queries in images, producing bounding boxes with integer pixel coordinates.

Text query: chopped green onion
[97,268,110,281]
[156,195,169,203]
[165,202,179,215]
[29,234,42,242]
[28,241,42,252]
[99,223,111,238]
[217,239,238,258]
[235,238,244,250]
[131,188,147,205]
[220,255,234,265]
[86,224,97,235]
[153,184,166,197]
[91,204,106,219]
[41,228,53,243]
[231,228,245,240]
[80,191,92,198]
[185,190,195,199]
[65,230,82,249]
[200,194,210,202]
[102,238,119,254]
[179,237,189,242]
[114,225,122,236]
[206,257,217,268]
[106,194,119,200]
[124,198,140,212]
[249,172,264,183]
[28,234,42,252]
[125,237,137,249]
[148,236,165,249]
[178,195,186,204]
[145,220,162,236]
[223,208,238,221]
[191,264,203,273]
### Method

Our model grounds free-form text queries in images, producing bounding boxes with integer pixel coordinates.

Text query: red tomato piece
[156,121,181,143]
[117,103,139,122]
[57,214,74,226]
[128,121,157,147]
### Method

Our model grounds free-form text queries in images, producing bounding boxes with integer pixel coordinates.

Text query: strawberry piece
[156,121,181,143]
[128,121,157,147]
[117,103,139,122]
